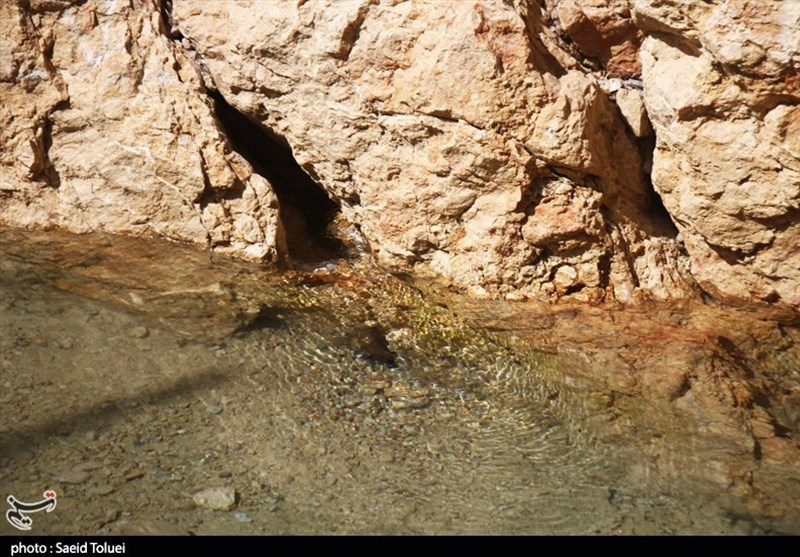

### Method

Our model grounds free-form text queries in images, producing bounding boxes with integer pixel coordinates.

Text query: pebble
[193,487,238,511]
[89,484,115,496]
[264,495,283,512]
[57,338,74,350]
[388,396,430,410]
[56,470,90,484]
[123,470,145,481]
[206,405,223,415]
[127,326,149,339]
[234,510,252,523]
[385,385,428,399]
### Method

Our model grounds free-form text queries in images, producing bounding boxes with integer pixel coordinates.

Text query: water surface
[1,227,798,534]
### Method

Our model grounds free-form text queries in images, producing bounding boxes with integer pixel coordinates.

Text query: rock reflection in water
[0,226,797,534]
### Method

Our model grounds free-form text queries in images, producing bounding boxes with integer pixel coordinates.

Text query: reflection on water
[0,226,798,534]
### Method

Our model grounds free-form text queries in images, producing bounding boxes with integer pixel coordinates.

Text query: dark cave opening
[639,133,680,239]
[210,92,348,263]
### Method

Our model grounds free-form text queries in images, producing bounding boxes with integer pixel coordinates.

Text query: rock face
[0,0,284,260]
[548,0,644,79]
[0,0,797,308]
[172,0,687,302]
[634,0,800,307]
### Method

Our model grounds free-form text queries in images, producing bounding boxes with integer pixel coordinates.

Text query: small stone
[127,326,149,339]
[264,495,283,512]
[124,470,145,481]
[56,470,90,484]
[57,338,74,350]
[388,396,430,410]
[234,510,252,523]
[103,509,120,523]
[193,487,238,511]
[89,484,115,496]
[384,385,428,399]
[206,405,223,415]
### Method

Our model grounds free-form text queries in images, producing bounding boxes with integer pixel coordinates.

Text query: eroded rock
[0,0,284,261]
[636,0,800,307]
[173,0,688,303]
[0,0,797,309]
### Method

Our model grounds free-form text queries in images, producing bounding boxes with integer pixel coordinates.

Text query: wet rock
[385,328,415,350]
[206,405,224,415]
[57,338,74,350]
[234,510,252,523]
[89,485,116,497]
[360,377,393,395]
[193,487,238,511]
[103,509,120,524]
[264,495,283,513]
[127,326,150,339]
[388,397,431,411]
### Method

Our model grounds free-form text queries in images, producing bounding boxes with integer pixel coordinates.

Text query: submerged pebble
[193,487,238,511]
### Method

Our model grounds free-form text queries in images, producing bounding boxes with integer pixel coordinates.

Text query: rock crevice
[0,0,797,309]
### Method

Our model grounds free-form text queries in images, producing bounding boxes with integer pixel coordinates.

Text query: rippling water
[0,226,797,534]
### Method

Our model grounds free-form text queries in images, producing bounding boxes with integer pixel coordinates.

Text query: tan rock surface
[615,88,652,138]
[549,0,644,78]
[0,0,284,260]
[1,0,797,309]
[635,0,800,307]
[174,0,688,302]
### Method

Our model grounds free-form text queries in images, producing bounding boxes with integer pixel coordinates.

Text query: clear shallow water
[0,227,798,534]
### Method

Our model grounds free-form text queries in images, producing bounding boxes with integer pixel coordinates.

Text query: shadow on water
[0,368,231,459]
[0,225,798,534]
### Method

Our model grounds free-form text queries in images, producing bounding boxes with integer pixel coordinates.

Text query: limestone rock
[174,0,689,303]
[549,0,643,78]
[3,0,796,309]
[615,88,653,138]
[636,0,800,307]
[0,0,284,261]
